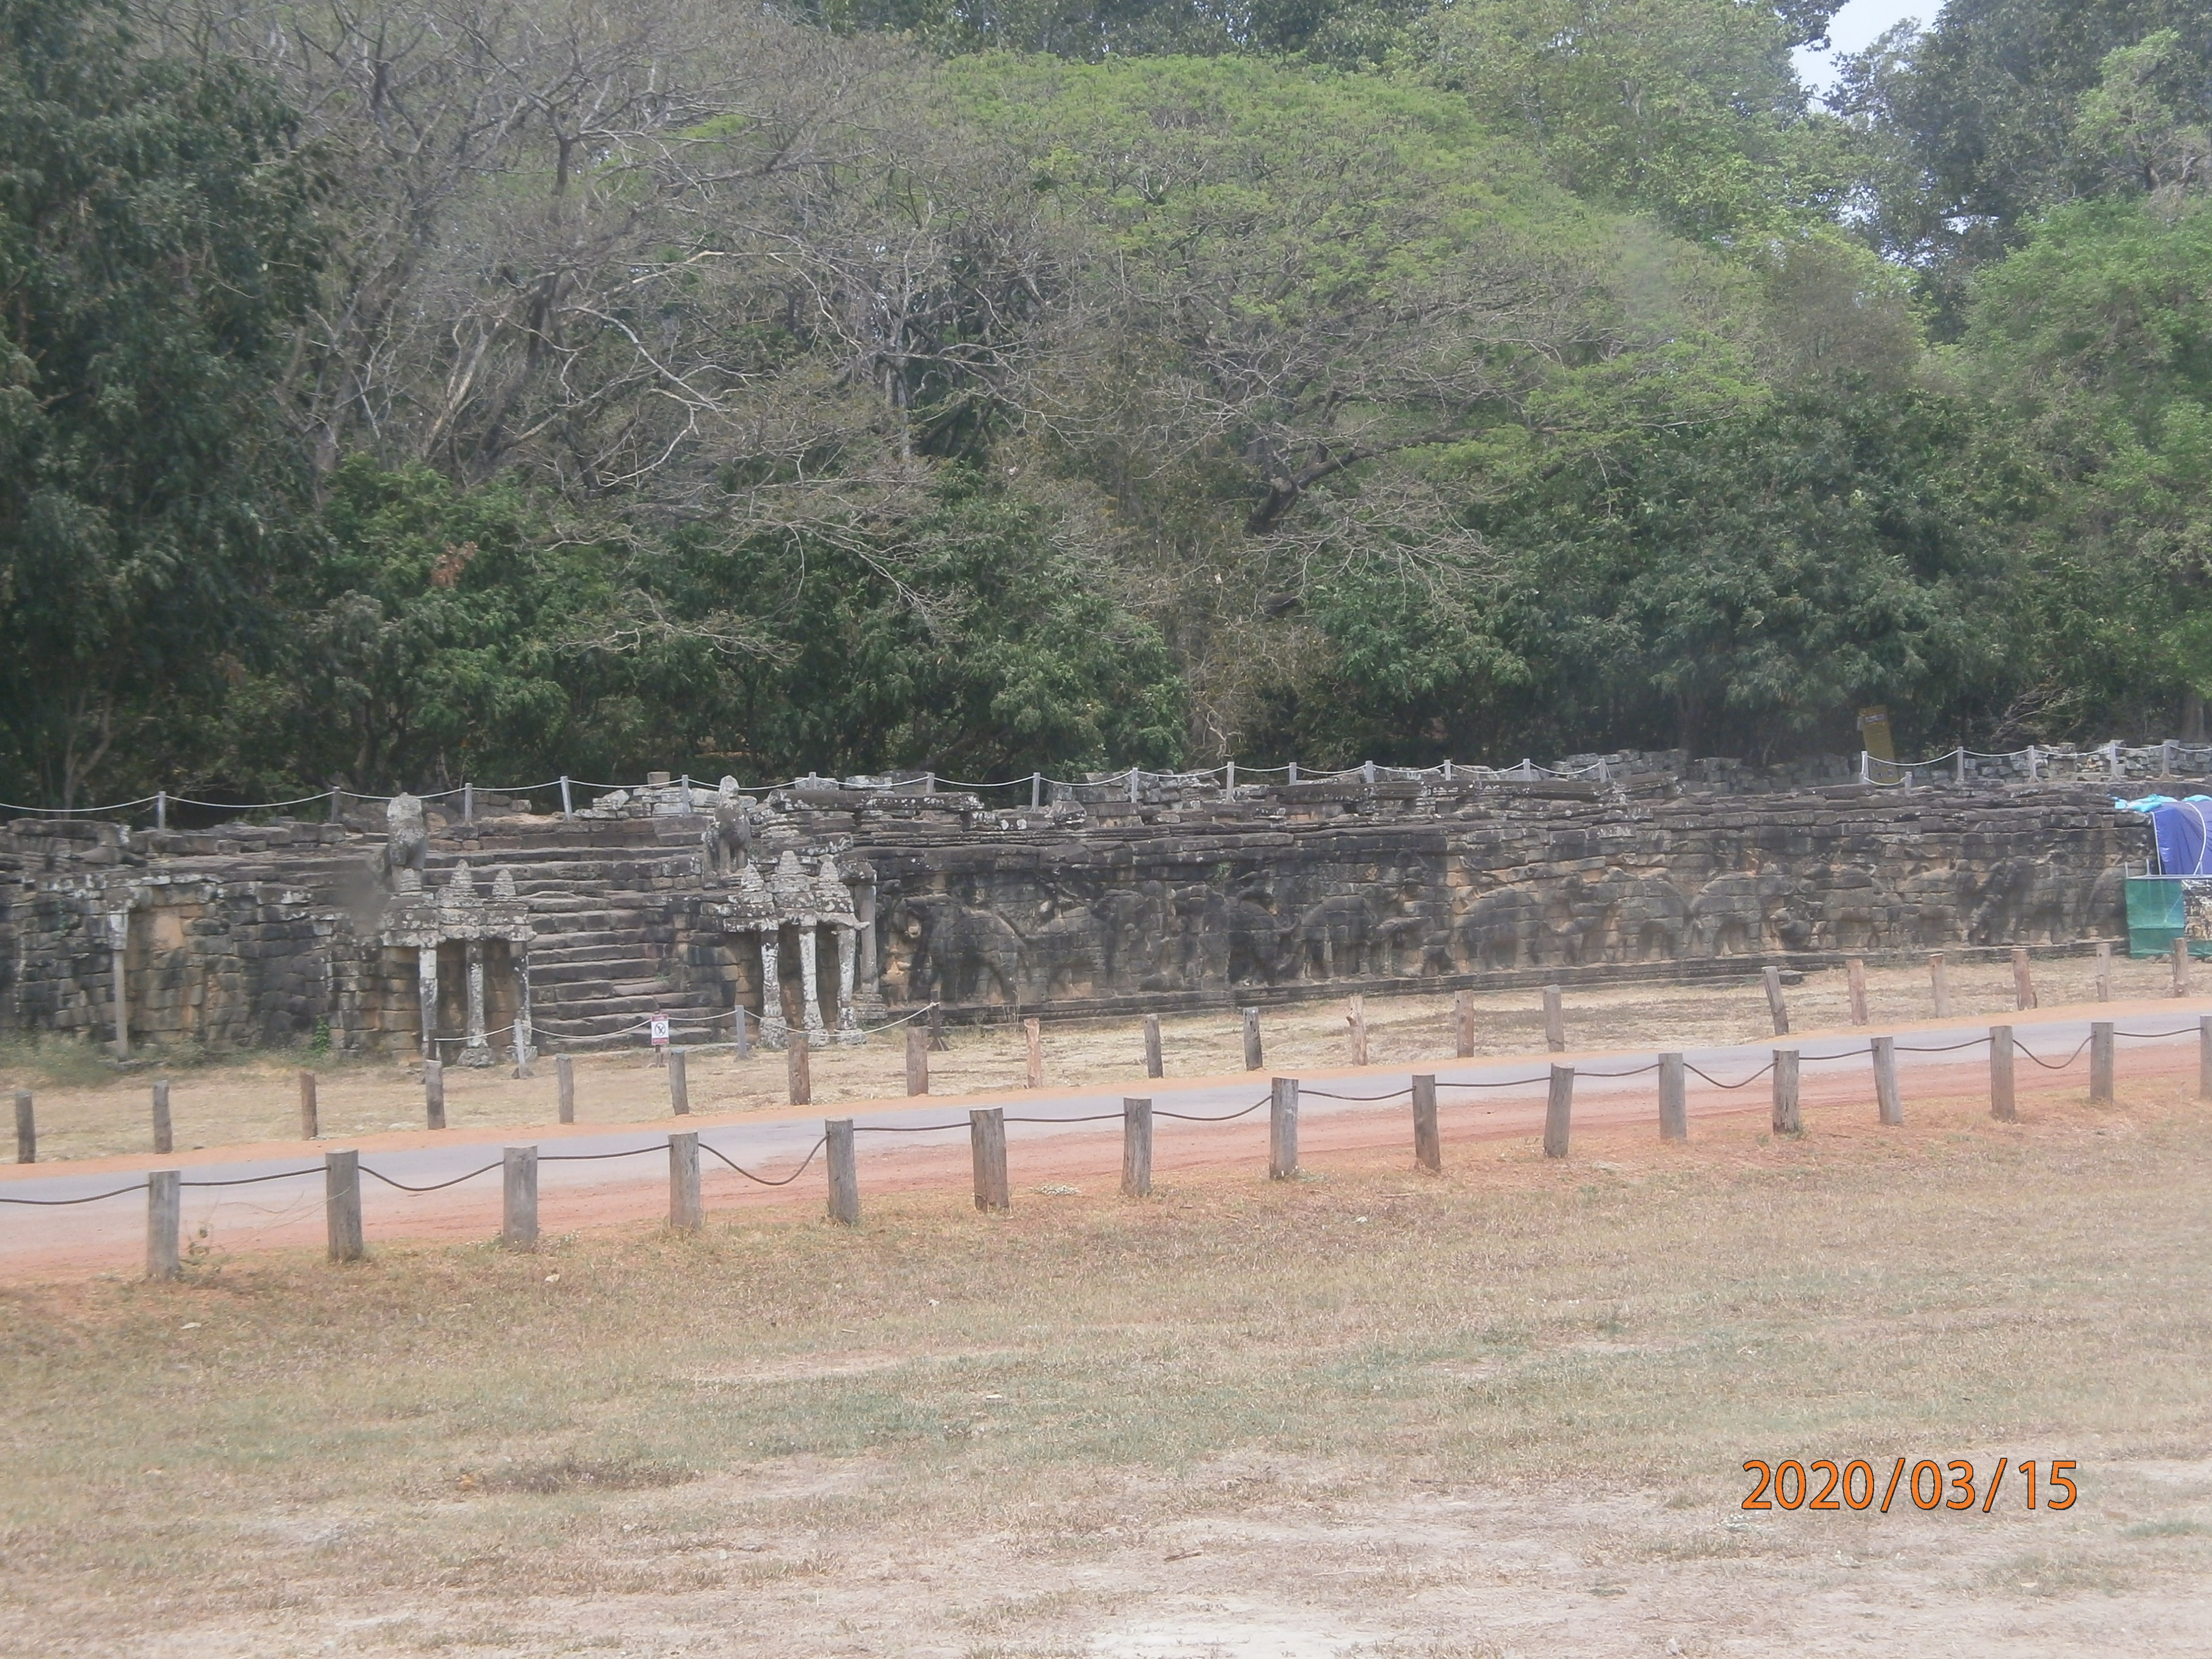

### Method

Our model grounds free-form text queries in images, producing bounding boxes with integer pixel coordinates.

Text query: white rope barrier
[13,740,2210,822]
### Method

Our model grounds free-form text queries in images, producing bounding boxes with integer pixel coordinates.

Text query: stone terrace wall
[0,777,2148,1054]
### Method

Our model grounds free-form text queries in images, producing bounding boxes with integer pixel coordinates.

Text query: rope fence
[21,733,2212,824]
[5,1008,2206,1278]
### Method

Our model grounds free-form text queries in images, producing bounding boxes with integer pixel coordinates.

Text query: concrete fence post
[325,1149,364,1262]
[1771,1048,1801,1134]
[556,1054,575,1124]
[151,1079,173,1156]
[668,1132,702,1231]
[1990,1025,2016,1122]
[788,1032,811,1107]
[970,1108,1010,1213]
[1543,1065,1574,1158]
[13,1089,32,1165]
[147,1170,181,1282]
[424,1060,445,1131]
[502,1146,539,1249]
[1269,1078,1299,1180]
[1872,1035,1903,1126]
[298,1070,319,1140]
[1658,1052,1687,1142]
[825,1119,860,1225]
[1411,1074,1440,1173]
[2090,1020,2114,1105]
[1122,1098,1153,1198]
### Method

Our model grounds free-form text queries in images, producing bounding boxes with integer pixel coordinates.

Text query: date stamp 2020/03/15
[1743,1458,2077,1514]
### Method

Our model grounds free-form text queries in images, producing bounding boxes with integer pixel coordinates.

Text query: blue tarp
[2121,796,2212,875]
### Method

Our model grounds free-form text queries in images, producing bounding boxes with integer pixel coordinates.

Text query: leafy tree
[0,0,317,804]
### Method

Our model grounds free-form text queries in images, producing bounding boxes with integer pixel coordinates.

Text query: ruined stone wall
[0,779,2148,1054]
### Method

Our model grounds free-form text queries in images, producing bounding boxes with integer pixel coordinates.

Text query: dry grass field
[3,1056,2209,1656]
[0,950,2182,1161]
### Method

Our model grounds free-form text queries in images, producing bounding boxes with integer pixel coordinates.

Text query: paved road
[3,1002,2203,1278]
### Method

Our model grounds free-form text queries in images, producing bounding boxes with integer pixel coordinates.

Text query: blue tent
[2122,795,2212,875]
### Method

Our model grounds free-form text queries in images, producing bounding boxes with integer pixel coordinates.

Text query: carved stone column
[106,910,130,1059]
[852,880,888,1023]
[835,924,862,1044]
[758,931,787,1049]
[798,923,828,1039]
[417,945,440,1060]
[511,950,534,1076]
[462,939,493,1066]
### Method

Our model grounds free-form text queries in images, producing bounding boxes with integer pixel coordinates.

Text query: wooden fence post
[2174,935,2192,997]
[1770,1048,1801,1134]
[1454,989,1476,1059]
[502,1146,539,1249]
[1122,1097,1153,1197]
[1143,1013,1163,1079]
[668,1132,702,1231]
[1411,1074,1440,1173]
[14,1089,33,1165]
[1872,1035,1903,1126]
[1543,1065,1574,1158]
[556,1054,575,1124]
[970,1108,1010,1213]
[734,1006,750,1060]
[1025,1017,1045,1088]
[1542,985,1565,1052]
[1764,968,1791,1037]
[424,1059,446,1131]
[147,1170,181,1282]
[298,1070,319,1139]
[2090,1020,2114,1104]
[2095,943,2113,1003]
[788,1032,811,1107]
[151,1079,173,1156]
[1847,958,1869,1026]
[326,1149,364,1262]
[1241,1007,1263,1071]
[2012,947,2036,1011]
[905,1026,929,1095]
[1269,1077,1299,1180]
[1930,952,1952,1018]
[825,1119,859,1225]
[929,1002,949,1052]
[668,1047,690,1115]
[1990,1025,2017,1122]
[1658,1052,1687,1142]
[1346,996,1367,1066]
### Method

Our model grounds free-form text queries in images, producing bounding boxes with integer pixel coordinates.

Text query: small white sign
[649,1015,671,1046]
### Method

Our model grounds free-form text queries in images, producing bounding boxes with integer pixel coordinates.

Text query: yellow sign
[1856,706,1895,763]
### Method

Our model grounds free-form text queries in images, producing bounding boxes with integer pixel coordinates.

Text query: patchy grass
[2,1082,2210,1655]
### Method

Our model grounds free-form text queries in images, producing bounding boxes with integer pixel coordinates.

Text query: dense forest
[2,0,2209,803]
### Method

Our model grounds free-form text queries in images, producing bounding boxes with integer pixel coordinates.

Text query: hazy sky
[1794,0,1935,95]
